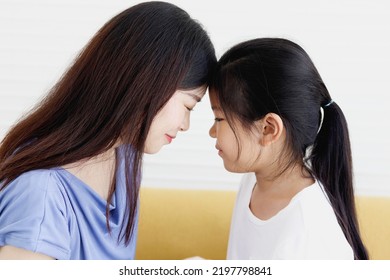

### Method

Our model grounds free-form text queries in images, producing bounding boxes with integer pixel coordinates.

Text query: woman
[0,1,216,259]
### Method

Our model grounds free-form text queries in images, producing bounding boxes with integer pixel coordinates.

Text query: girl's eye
[186,106,194,112]
[214,118,224,122]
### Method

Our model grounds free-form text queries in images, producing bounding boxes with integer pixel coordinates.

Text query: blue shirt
[0,151,138,259]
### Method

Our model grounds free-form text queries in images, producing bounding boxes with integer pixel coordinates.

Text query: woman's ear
[258,113,284,146]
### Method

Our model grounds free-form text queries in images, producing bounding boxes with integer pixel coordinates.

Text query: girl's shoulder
[295,181,347,234]
[295,182,354,258]
[235,173,257,200]
[297,181,331,204]
[238,173,256,191]
[294,182,333,216]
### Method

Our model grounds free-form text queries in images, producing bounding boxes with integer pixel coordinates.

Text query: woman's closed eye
[214,117,224,122]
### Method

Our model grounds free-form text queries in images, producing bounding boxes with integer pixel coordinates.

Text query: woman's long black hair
[0,1,216,245]
[210,38,368,259]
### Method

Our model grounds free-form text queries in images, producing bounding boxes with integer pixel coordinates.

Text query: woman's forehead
[179,86,207,101]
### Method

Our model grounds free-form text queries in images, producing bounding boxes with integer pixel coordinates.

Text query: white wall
[0,0,389,196]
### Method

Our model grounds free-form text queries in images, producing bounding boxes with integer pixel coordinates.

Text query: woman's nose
[180,114,190,132]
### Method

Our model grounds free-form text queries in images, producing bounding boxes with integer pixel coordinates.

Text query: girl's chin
[223,162,248,173]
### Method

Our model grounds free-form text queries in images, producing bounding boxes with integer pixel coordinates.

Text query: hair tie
[317,100,335,134]
[317,107,325,134]
[323,100,334,108]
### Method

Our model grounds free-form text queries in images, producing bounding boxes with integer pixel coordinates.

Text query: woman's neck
[62,148,117,201]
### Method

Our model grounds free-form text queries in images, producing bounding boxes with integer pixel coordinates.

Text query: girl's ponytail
[310,101,368,260]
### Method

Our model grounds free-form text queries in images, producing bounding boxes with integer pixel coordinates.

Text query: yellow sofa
[135,188,390,260]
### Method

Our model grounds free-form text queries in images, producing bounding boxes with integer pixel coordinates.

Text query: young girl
[209,38,368,259]
[0,1,216,259]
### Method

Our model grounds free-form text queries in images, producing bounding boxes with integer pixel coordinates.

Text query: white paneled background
[0,0,389,196]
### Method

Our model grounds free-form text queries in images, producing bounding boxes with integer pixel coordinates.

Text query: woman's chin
[143,145,163,155]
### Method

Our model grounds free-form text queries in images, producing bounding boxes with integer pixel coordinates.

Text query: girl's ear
[258,113,284,146]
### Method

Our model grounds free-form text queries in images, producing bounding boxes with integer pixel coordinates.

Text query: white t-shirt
[227,173,354,260]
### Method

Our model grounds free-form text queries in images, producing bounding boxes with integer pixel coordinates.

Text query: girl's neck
[254,163,314,198]
[250,163,315,220]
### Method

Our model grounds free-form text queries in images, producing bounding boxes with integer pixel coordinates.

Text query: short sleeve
[0,170,71,259]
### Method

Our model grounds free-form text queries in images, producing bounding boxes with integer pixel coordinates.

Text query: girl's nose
[209,123,216,138]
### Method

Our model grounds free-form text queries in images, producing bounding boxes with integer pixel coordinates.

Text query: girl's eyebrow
[211,106,221,111]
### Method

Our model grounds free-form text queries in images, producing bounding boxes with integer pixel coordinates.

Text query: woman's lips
[165,134,174,143]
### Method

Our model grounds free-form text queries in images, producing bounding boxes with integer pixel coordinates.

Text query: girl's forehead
[210,102,222,113]
[208,92,220,106]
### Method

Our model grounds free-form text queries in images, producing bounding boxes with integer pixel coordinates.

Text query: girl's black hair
[210,38,368,259]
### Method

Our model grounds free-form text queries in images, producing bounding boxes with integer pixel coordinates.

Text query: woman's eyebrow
[184,92,202,102]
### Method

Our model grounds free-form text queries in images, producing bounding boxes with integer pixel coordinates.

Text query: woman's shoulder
[0,168,70,229]
[1,168,67,204]
[0,168,72,259]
